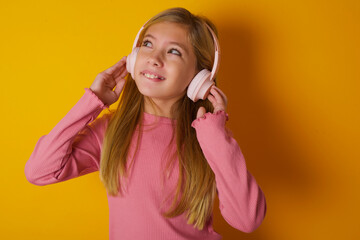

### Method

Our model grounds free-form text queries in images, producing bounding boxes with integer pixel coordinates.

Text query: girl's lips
[141,70,166,80]
[142,73,165,82]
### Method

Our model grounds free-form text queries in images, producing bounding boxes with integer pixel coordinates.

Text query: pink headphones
[126,20,220,102]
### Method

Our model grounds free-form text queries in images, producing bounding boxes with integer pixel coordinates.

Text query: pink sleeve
[191,111,267,233]
[25,88,111,186]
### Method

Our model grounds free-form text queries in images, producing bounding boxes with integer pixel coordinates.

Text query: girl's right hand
[89,56,129,106]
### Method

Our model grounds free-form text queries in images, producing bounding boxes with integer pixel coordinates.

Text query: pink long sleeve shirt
[25,88,266,239]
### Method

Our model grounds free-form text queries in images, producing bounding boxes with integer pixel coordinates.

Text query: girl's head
[101,7,219,231]
[131,7,219,107]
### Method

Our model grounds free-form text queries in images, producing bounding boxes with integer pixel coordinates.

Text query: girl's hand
[196,85,228,119]
[90,56,129,106]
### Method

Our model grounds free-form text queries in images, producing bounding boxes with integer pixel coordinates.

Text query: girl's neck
[144,96,176,119]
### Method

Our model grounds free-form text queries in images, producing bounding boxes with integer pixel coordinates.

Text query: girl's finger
[207,94,217,105]
[112,64,126,78]
[212,86,228,104]
[114,78,126,97]
[119,67,129,78]
[103,57,127,75]
[196,106,206,119]
[210,87,223,102]
[114,67,129,83]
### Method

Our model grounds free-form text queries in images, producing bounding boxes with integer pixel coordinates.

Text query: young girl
[25,7,266,240]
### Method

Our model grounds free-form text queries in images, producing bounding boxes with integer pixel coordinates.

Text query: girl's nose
[147,51,164,67]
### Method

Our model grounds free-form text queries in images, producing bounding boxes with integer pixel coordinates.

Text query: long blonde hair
[100,7,219,230]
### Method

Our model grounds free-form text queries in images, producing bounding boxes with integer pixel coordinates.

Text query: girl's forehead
[145,21,189,37]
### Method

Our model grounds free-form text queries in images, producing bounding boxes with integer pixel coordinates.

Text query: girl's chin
[138,89,174,100]
[137,88,163,99]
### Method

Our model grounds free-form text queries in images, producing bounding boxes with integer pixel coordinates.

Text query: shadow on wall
[211,20,320,239]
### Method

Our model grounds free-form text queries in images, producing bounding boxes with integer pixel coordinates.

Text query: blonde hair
[100,7,219,230]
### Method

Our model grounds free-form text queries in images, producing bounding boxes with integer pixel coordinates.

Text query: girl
[25,7,266,240]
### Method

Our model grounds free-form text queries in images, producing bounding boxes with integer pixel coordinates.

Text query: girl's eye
[142,40,152,47]
[169,48,182,56]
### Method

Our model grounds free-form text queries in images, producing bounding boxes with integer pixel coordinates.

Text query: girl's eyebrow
[143,34,189,55]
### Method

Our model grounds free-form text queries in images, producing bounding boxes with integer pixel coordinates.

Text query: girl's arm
[193,86,266,233]
[191,111,267,233]
[25,88,110,186]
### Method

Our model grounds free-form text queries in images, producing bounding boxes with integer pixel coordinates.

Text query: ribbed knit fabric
[25,88,266,239]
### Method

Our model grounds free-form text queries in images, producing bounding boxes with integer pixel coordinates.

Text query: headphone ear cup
[187,69,215,102]
[126,47,140,79]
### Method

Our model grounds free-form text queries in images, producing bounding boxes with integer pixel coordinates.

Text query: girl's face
[133,21,197,104]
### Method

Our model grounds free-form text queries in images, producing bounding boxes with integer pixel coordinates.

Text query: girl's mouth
[142,72,165,81]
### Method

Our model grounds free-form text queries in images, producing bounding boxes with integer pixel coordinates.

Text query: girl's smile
[141,69,166,81]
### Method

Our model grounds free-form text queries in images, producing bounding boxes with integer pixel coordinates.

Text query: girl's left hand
[196,85,228,119]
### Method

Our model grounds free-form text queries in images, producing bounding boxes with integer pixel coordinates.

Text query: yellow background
[1,0,359,239]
